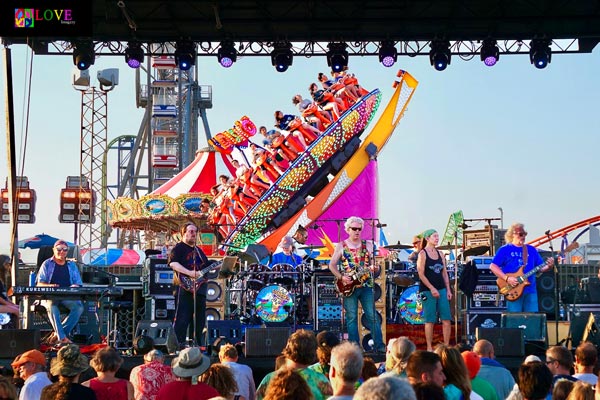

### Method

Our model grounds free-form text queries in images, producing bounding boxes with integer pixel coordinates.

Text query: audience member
[81,347,133,400]
[11,349,51,400]
[434,344,480,400]
[473,339,516,400]
[0,376,17,400]
[218,344,255,400]
[360,357,378,383]
[354,376,416,400]
[309,331,340,377]
[256,330,332,400]
[130,349,175,400]
[553,379,575,400]
[572,342,598,385]
[156,347,219,400]
[546,346,578,384]
[461,351,498,400]
[412,381,446,400]
[405,350,445,388]
[380,336,415,378]
[506,355,543,400]
[565,380,594,400]
[516,361,553,400]
[328,341,363,400]
[262,369,313,400]
[199,364,237,400]
[42,344,95,400]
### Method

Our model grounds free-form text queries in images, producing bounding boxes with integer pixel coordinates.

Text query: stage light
[480,39,499,67]
[530,38,552,69]
[326,42,349,73]
[271,42,293,72]
[125,41,144,69]
[378,40,397,68]
[174,40,196,71]
[72,41,95,71]
[218,41,237,68]
[429,40,451,71]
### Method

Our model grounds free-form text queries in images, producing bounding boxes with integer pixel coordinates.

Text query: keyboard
[10,285,124,298]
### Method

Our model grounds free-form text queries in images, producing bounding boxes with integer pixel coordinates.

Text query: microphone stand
[546,231,559,345]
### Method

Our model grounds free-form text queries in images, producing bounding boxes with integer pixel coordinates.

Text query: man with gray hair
[473,339,515,400]
[354,376,416,400]
[130,349,175,400]
[328,341,363,400]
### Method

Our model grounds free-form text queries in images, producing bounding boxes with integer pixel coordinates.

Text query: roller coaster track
[527,215,600,247]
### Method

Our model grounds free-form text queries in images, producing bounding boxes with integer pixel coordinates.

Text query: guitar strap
[522,244,528,268]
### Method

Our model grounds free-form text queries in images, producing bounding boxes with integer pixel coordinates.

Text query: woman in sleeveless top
[82,347,133,400]
[416,229,452,352]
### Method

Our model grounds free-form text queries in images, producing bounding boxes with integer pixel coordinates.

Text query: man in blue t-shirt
[490,223,554,312]
[36,239,84,344]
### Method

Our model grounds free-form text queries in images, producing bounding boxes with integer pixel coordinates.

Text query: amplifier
[468,273,505,309]
[465,310,503,337]
[144,295,176,320]
[142,257,174,297]
[312,272,343,332]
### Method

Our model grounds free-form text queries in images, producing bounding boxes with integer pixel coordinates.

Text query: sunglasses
[55,247,69,252]
[545,358,556,365]
[349,227,362,232]
[515,231,527,237]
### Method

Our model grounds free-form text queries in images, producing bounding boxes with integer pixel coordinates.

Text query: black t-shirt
[169,242,210,296]
[50,264,71,287]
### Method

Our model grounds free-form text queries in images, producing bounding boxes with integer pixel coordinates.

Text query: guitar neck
[520,262,546,280]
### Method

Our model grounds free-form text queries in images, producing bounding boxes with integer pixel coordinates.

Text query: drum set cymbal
[463,245,490,257]
[437,244,457,250]
[297,245,326,250]
[383,242,413,250]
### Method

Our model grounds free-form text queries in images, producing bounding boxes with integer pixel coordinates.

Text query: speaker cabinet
[206,320,242,345]
[466,311,503,337]
[501,312,547,343]
[0,329,41,358]
[476,327,524,357]
[144,295,176,320]
[206,277,225,321]
[135,320,178,354]
[537,271,556,317]
[245,327,290,357]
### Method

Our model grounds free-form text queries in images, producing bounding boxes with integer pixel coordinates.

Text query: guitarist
[328,216,385,353]
[490,223,554,312]
[169,222,210,348]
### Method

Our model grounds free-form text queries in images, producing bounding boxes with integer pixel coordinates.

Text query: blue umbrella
[17,234,73,249]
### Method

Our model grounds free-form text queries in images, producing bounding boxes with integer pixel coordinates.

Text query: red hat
[11,350,46,368]
[461,351,481,379]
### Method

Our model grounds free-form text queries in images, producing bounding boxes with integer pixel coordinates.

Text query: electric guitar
[177,260,222,293]
[335,264,375,297]
[496,261,549,301]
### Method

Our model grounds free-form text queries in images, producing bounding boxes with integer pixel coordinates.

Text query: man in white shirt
[573,341,598,385]
[11,349,52,400]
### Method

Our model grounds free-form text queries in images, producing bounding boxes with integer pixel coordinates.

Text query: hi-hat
[383,243,412,250]
[464,245,490,257]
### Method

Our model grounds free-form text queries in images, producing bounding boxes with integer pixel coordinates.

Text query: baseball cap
[316,331,340,348]
[11,350,46,368]
[461,351,481,379]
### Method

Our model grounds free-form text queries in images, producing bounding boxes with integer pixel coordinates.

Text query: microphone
[66,258,78,262]
[545,230,551,236]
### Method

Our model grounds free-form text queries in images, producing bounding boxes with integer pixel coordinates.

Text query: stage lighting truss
[480,39,499,66]
[174,40,196,70]
[326,42,349,72]
[429,39,451,71]
[72,41,95,71]
[529,38,552,69]
[125,41,144,68]
[218,41,237,68]
[271,42,293,72]
[378,40,397,67]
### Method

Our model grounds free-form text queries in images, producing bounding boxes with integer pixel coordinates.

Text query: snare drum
[255,285,294,323]
[397,285,424,324]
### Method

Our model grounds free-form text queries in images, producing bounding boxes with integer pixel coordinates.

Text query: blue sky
[1,43,599,261]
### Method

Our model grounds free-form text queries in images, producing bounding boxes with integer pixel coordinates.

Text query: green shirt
[257,367,332,400]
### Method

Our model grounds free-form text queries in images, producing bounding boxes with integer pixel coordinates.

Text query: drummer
[270,236,303,268]
[407,235,423,264]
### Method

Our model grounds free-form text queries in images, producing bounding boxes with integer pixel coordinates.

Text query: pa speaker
[0,329,41,358]
[245,327,290,357]
[501,312,547,343]
[207,320,242,345]
[537,271,556,317]
[135,320,178,354]
[476,327,524,357]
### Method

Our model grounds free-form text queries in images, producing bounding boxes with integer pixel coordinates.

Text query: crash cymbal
[464,245,490,257]
[383,243,413,250]
[437,244,457,250]
[392,275,415,287]
[297,245,326,250]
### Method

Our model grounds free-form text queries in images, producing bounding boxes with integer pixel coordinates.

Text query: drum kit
[226,244,325,325]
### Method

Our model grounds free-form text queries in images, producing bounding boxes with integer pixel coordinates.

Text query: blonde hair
[505,223,525,243]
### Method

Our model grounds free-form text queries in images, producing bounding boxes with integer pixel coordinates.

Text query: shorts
[421,288,452,323]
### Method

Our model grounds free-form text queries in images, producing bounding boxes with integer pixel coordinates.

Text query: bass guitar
[496,261,548,301]
[178,260,222,293]
[335,269,371,297]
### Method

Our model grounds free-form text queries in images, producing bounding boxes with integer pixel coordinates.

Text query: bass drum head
[397,285,424,324]
[255,285,293,323]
